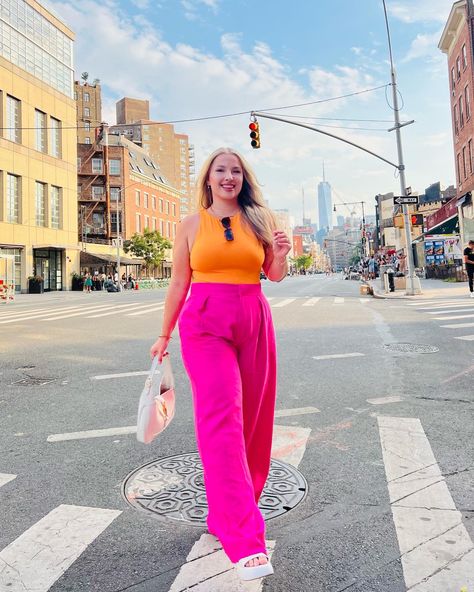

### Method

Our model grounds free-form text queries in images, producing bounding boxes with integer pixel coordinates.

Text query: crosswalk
[406,298,474,342]
[0,297,371,326]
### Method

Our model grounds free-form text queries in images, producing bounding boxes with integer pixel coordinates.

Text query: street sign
[393,196,418,205]
[112,238,123,247]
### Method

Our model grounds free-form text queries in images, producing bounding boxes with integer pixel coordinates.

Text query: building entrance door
[34,249,63,291]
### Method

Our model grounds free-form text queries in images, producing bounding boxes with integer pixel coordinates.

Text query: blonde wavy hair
[195,147,276,249]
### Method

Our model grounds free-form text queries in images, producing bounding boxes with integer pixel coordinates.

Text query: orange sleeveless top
[190,209,265,284]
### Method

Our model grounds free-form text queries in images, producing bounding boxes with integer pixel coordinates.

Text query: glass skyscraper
[317,180,332,232]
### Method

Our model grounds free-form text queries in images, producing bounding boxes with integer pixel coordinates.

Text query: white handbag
[136,354,175,444]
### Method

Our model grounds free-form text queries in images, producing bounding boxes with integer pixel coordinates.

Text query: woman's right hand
[150,336,171,363]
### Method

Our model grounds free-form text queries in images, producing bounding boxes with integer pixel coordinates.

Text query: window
[84,107,90,117]
[462,44,468,69]
[145,215,149,229]
[165,200,170,214]
[137,166,144,174]
[77,184,82,197]
[457,153,462,184]
[84,92,90,102]
[35,110,47,153]
[74,91,78,100]
[92,158,103,173]
[92,186,104,199]
[160,219,164,235]
[135,190,140,206]
[469,140,473,174]
[172,203,176,217]
[84,122,91,131]
[173,222,177,238]
[6,95,21,143]
[159,198,163,213]
[111,212,122,234]
[50,186,61,229]
[144,193,149,208]
[110,187,121,201]
[152,195,157,210]
[466,86,471,120]
[7,174,20,223]
[463,146,467,179]
[136,213,141,232]
[457,56,461,79]
[109,159,121,175]
[84,137,91,144]
[451,68,456,94]
[152,217,157,230]
[50,117,61,158]
[35,182,47,226]
[454,104,459,135]
[167,221,171,237]
[460,96,465,128]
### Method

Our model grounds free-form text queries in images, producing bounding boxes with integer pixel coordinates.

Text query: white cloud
[388,0,452,24]
[131,0,150,9]
[402,30,444,63]
[181,0,219,20]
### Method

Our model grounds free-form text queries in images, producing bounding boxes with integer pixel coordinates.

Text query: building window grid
[152,195,157,210]
[144,193,149,209]
[135,190,140,206]
[6,95,21,143]
[109,159,121,175]
[92,158,103,173]
[110,187,121,201]
[469,140,473,175]
[144,215,149,230]
[6,173,20,223]
[459,95,464,128]
[50,185,60,228]
[454,104,459,135]
[136,213,141,232]
[92,186,104,199]
[457,56,461,79]
[84,107,90,117]
[457,153,462,184]
[84,92,90,102]
[35,181,46,226]
[159,199,163,213]
[50,117,61,158]
[35,109,47,152]
[465,86,471,121]
[462,44,468,70]
[451,67,456,93]
[152,217,157,230]
[463,146,467,180]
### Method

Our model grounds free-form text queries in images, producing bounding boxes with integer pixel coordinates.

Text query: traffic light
[410,213,423,226]
[249,121,261,149]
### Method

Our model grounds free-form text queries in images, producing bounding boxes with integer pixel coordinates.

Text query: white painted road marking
[313,352,365,360]
[367,396,404,405]
[47,425,137,442]
[0,473,16,488]
[427,308,474,315]
[272,298,296,308]
[84,303,154,318]
[302,297,321,306]
[91,370,149,380]
[378,416,474,591]
[440,322,474,329]
[334,297,344,304]
[0,504,121,592]
[167,424,311,591]
[454,334,474,341]
[126,303,165,316]
[274,406,320,417]
[416,303,474,310]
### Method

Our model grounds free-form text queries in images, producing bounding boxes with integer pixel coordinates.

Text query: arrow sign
[393,196,418,205]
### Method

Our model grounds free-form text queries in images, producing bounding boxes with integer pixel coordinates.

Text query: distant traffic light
[410,213,423,226]
[249,121,261,149]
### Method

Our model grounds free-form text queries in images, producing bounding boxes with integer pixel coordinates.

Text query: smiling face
[207,153,244,205]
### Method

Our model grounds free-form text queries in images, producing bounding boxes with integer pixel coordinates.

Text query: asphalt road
[0,274,473,592]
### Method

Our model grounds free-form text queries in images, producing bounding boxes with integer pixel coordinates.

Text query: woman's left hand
[272,230,291,260]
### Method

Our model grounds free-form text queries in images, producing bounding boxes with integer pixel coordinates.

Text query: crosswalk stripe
[168,425,311,591]
[406,300,467,306]
[313,352,364,360]
[454,334,474,341]
[440,322,474,329]
[0,504,121,592]
[334,297,344,304]
[0,474,16,488]
[426,308,474,315]
[418,303,474,311]
[84,303,152,318]
[126,304,165,316]
[40,304,115,321]
[302,297,320,306]
[359,299,370,304]
[0,305,88,324]
[272,298,296,308]
[0,307,51,318]
[378,416,474,590]
[432,313,474,320]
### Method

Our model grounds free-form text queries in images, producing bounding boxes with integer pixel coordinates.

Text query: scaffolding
[0,254,15,303]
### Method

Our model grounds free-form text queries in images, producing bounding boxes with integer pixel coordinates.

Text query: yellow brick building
[0,0,78,292]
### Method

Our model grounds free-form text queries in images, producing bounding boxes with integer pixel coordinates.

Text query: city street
[1,275,473,591]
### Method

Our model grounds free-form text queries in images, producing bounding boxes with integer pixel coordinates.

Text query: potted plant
[71,272,84,291]
[28,275,44,294]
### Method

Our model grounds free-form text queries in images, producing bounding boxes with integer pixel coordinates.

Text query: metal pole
[116,195,122,291]
[361,201,367,257]
[382,0,420,295]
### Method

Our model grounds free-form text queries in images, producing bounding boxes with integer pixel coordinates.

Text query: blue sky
[49,0,455,225]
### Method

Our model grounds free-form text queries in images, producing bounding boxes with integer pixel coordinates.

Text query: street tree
[294,254,313,271]
[123,229,172,277]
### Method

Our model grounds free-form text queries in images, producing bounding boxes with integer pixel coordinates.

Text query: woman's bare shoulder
[180,212,201,228]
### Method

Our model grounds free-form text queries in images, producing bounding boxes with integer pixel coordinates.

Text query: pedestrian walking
[83,273,92,293]
[463,239,474,297]
[150,147,291,581]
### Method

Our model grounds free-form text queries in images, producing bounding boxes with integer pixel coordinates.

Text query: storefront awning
[80,252,144,266]
[425,215,459,236]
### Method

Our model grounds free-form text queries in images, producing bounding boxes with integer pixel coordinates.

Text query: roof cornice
[439,0,467,53]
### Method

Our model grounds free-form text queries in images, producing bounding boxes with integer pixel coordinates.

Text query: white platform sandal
[236,553,274,581]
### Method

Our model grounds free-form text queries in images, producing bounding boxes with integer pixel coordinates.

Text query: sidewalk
[368,277,471,300]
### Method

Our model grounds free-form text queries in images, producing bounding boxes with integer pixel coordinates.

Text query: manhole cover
[384,343,439,354]
[122,452,307,526]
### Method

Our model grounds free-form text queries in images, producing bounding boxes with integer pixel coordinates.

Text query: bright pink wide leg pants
[178,283,277,563]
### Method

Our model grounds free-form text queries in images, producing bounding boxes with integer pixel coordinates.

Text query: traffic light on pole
[249,121,261,149]
[410,213,423,226]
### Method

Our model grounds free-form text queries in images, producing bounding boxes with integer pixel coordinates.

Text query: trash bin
[384,267,395,292]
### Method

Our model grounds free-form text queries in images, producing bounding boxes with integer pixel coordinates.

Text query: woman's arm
[263,230,291,282]
[150,216,195,361]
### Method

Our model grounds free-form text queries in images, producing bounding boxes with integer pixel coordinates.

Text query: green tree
[123,229,172,277]
[294,254,313,270]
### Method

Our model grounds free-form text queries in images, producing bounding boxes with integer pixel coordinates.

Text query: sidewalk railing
[425,264,466,282]
[136,279,170,290]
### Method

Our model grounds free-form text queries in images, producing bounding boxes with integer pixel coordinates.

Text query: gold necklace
[209,205,240,218]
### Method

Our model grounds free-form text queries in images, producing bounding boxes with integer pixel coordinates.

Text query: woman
[150,147,291,581]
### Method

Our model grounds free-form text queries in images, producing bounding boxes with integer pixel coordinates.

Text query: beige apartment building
[75,79,102,145]
[110,97,194,218]
[0,0,78,292]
